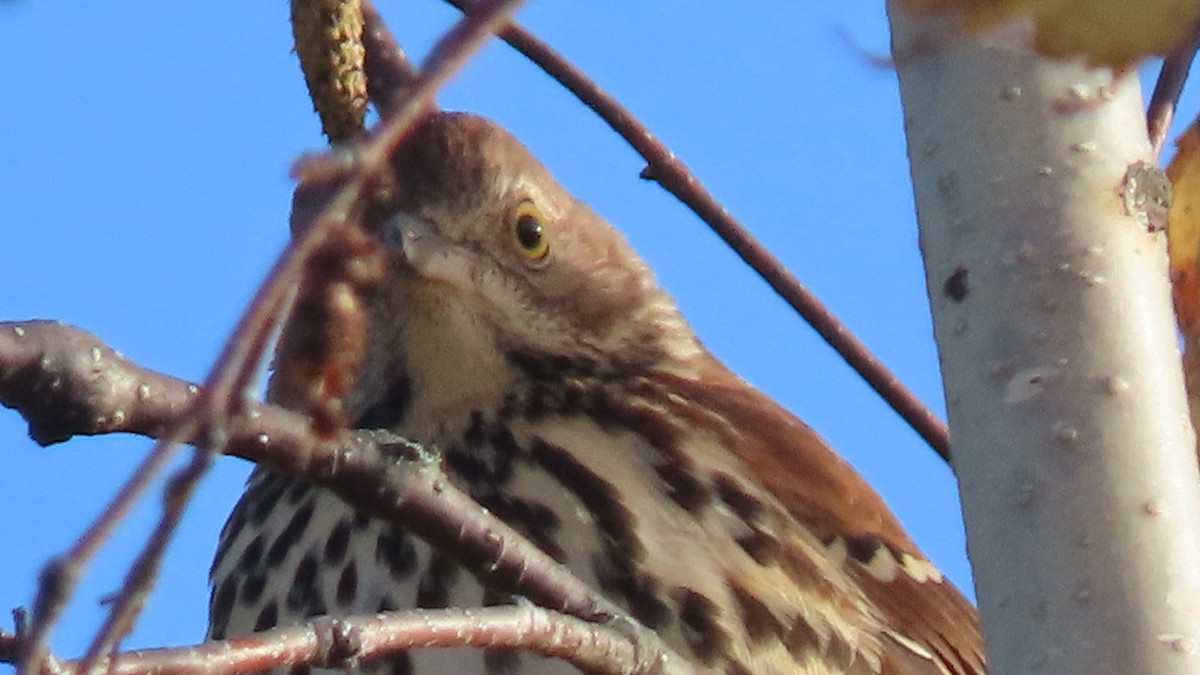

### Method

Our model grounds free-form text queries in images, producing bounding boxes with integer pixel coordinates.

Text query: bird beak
[383,211,435,265]
[382,210,460,286]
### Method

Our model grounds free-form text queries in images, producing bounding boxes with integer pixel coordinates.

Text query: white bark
[888,6,1200,675]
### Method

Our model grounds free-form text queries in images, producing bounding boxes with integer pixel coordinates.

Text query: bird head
[351,112,702,428]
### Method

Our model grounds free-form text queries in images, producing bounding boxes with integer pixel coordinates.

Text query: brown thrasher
[208,112,985,675]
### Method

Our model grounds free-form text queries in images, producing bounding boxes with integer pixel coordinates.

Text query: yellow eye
[512,200,549,261]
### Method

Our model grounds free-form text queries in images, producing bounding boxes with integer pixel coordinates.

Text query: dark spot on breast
[489,442,518,486]
[497,392,518,420]
[844,534,885,565]
[284,480,311,505]
[511,497,560,535]
[562,379,586,413]
[593,551,633,597]
[480,492,564,561]
[674,587,731,666]
[713,472,764,520]
[267,498,315,567]
[523,384,556,420]
[237,534,266,570]
[713,472,781,564]
[583,386,618,429]
[629,575,672,631]
[240,571,267,606]
[464,410,486,447]
[728,579,784,643]
[354,375,412,429]
[287,551,322,613]
[944,266,969,302]
[489,424,522,464]
[591,554,671,631]
[376,526,418,581]
[530,438,643,561]
[416,552,460,609]
[735,530,781,565]
[324,518,353,566]
[253,599,278,632]
[445,446,489,487]
[288,666,311,675]
[519,379,587,420]
[654,460,711,513]
[336,559,358,608]
[209,575,236,639]
[245,472,287,525]
[616,392,681,449]
[353,511,372,530]
[506,350,598,381]
[527,435,657,622]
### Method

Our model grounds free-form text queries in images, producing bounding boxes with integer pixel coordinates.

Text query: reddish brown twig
[77,449,214,675]
[439,0,952,462]
[2,606,690,675]
[17,3,528,674]
[1149,17,1200,160]
[361,0,421,116]
[0,320,688,672]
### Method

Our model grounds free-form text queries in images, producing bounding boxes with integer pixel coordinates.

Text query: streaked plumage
[209,112,985,675]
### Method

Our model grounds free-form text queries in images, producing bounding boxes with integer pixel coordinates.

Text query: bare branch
[13,3,530,671]
[361,0,420,116]
[0,320,691,674]
[2,607,690,675]
[1148,17,1200,160]
[0,321,198,446]
[76,449,213,675]
[438,0,952,462]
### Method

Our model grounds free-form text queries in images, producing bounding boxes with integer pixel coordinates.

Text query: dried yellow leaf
[901,0,1200,69]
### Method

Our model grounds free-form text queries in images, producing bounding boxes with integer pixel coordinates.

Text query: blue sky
[0,2,1180,665]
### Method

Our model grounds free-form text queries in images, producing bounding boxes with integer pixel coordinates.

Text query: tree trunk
[889,6,1200,675]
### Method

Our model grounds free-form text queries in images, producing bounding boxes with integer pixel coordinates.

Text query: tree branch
[0,320,693,675]
[2,606,686,675]
[436,0,952,462]
[1148,17,1200,160]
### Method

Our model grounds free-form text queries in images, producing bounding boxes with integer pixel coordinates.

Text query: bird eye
[512,200,549,261]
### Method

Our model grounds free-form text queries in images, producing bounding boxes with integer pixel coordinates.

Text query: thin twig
[440,0,952,462]
[16,2,528,672]
[361,0,420,116]
[30,230,299,675]
[0,321,611,621]
[1148,17,1200,160]
[75,450,213,675]
[3,606,691,675]
[19,413,202,675]
[0,320,687,671]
